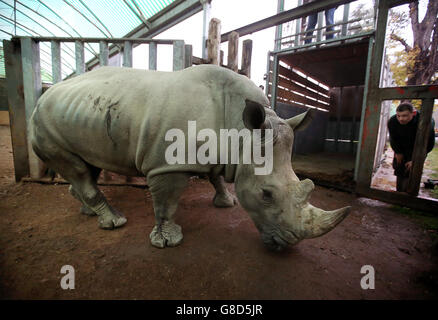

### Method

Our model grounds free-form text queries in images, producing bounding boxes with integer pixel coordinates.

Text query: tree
[389,0,438,86]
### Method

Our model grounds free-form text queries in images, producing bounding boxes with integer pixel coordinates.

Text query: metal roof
[0,0,176,80]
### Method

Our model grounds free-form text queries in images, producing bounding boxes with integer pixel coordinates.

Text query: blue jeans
[304,7,336,44]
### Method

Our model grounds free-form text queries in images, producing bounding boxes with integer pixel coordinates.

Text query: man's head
[396,102,415,125]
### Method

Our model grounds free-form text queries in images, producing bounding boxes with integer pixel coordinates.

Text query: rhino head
[234,100,350,251]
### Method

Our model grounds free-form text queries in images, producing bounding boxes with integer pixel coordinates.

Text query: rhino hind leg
[34,144,127,229]
[148,173,189,248]
[209,175,237,208]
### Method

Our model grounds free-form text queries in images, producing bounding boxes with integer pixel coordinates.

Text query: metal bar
[354,37,374,181]
[294,0,303,47]
[20,37,45,179]
[275,0,284,51]
[350,85,359,153]
[99,41,109,66]
[184,44,193,68]
[265,52,272,98]
[63,0,110,38]
[66,0,203,76]
[14,36,179,44]
[173,40,185,71]
[316,11,324,43]
[75,41,85,75]
[355,0,389,189]
[271,55,279,111]
[131,0,152,28]
[221,0,352,42]
[341,3,350,36]
[275,30,374,56]
[51,41,62,83]
[78,0,115,37]
[407,98,435,196]
[149,42,157,70]
[123,0,151,29]
[37,0,99,57]
[123,41,133,67]
[335,87,342,152]
[201,0,211,60]
[3,39,29,181]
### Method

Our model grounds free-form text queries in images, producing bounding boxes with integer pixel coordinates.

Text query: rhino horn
[299,204,350,239]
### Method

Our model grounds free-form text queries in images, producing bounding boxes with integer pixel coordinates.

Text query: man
[303,0,337,44]
[387,102,435,192]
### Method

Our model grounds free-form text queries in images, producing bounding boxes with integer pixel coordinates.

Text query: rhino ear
[286,109,314,132]
[242,99,266,130]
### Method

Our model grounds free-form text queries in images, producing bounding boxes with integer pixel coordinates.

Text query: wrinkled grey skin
[29,65,349,251]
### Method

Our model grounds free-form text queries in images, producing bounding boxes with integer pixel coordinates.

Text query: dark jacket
[387,111,435,162]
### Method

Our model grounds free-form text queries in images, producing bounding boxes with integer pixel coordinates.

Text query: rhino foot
[213,192,237,208]
[149,221,183,248]
[98,208,127,230]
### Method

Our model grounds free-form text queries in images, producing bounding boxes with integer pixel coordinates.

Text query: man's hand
[405,161,413,172]
[395,153,403,165]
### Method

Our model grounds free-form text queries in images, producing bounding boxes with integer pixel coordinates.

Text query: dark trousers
[392,157,409,192]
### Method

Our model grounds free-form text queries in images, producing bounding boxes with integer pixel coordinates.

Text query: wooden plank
[123,41,133,67]
[51,41,61,83]
[241,39,252,78]
[335,87,342,152]
[20,37,45,179]
[3,39,30,181]
[275,73,330,104]
[407,98,434,196]
[227,31,239,72]
[184,44,193,68]
[271,55,279,110]
[341,3,350,36]
[207,18,221,65]
[17,36,178,44]
[172,40,185,71]
[276,87,329,110]
[356,185,438,215]
[99,41,109,66]
[75,41,85,75]
[278,64,329,95]
[149,42,157,70]
[192,55,207,65]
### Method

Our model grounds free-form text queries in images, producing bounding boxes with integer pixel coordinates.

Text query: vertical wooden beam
[184,44,193,68]
[149,42,157,70]
[350,85,359,154]
[227,31,239,72]
[51,41,61,84]
[220,50,224,65]
[173,40,185,71]
[75,41,85,75]
[99,41,109,66]
[3,39,29,181]
[275,0,284,50]
[265,52,272,97]
[356,1,389,189]
[123,41,133,67]
[407,98,434,196]
[20,37,45,179]
[241,39,252,78]
[335,87,342,152]
[207,18,221,65]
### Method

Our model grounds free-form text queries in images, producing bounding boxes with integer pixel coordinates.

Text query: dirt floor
[1,125,437,299]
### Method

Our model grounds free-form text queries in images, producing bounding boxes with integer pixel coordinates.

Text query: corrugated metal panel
[0,0,177,78]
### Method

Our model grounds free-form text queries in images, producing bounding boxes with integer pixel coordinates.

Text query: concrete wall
[276,102,329,155]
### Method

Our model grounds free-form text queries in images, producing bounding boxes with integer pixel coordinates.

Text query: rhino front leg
[148,173,189,248]
[209,174,237,207]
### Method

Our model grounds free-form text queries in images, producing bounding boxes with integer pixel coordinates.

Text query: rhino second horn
[300,204,351,239]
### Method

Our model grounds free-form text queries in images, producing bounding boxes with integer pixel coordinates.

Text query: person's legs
[305,13,318,44]
[325,8,336,40]
[393,157,409,192]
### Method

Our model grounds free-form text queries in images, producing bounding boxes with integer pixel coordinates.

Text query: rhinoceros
[29,65,350,251]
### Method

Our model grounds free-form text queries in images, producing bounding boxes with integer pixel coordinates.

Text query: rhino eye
[262,189,273,202]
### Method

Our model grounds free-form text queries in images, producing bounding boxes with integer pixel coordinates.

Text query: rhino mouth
[261,228,300,251]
